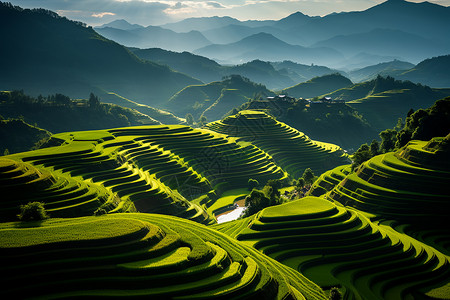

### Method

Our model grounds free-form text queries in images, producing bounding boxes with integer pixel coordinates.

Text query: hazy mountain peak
[97,19,143,30]
[241,32,287,44]
[161,16,241,32]
[275,11,315,29]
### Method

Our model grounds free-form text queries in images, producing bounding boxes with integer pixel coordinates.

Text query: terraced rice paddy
[312,137,450,225]
[206,110,350,178]
[215,197,450,300]
[0,158,115,220]
[0,213,327,299]
[2,114,449,300]
[3,124,289,223]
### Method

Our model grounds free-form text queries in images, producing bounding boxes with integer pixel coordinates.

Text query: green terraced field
[214,197,450,300]
[0,158,117,220]
[3,124,291,223]
[206,110,350,178]
[308,164,352,197]
[0,213,327,300]
[311,136,450,226]
[2,113,448,300]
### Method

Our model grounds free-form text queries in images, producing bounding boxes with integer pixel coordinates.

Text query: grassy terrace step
[308,165,352,197]
[6,129,218,224]
[0,158,114,221]
[0,213,327,300]
[214,197,450,300]
[4,123,293,223]
[206,110,349,178]
[324,138,450,224]
[108,125,287,193]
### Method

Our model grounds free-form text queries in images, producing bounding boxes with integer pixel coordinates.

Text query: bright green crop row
[0,213,327,300]
[214,197,450,300]
[206,110,350,177]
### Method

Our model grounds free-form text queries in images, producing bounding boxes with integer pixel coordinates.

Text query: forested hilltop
[0,91,159,132]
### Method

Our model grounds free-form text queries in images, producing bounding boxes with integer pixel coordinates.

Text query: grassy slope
[282,73,353,98]
[3,123,290,223]
[206,110,350,178]
[102,92,184,124]
[323,76,450,131]
[214,196,450,300]
[165,76,274,120]
[0,118,51,154]
[0,213,327,299]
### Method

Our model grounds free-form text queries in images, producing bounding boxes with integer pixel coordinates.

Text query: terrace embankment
[0,213,327,299]
[214,196,450,300]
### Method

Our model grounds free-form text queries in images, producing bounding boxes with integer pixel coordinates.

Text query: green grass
[1,217,150,248]
[206,110,350,178]
[207,188,249,215]
[0,213,327,299]
[214,196,450,300]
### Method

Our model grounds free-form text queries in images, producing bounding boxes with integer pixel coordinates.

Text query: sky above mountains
[8,0,450,26]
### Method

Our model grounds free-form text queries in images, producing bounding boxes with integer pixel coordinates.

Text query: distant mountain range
[193,32,344,66]
[0,3,200,105]
[130,48,343,90]
[97,0,450,67]
[95,26,211,52]
[312,28,447,64]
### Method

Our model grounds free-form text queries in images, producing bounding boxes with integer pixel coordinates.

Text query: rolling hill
[348,60,415,83]
[0,212,327,299]
[165,75,275,120]
[231,98,378,151]
[0,90,161,134]
[323,76,450,131]
[0,3,200,105]
[0,118,51,155]
[282,73,353,98]
[271,61,346,84]
[206,110,350,177]
[214,135,450,300]
[130,49,296,90]
[393,55,450,88]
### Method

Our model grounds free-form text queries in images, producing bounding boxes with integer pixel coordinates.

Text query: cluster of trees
[244,168,318,217]
[243,179,283,217]
[352,97,450,169]
[17,202,48,221]
[185,113,208,127]
[296,168,317,188]
[0,90,99,108]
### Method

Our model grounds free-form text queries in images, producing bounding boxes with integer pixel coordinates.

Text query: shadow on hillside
[14,220,45,228]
